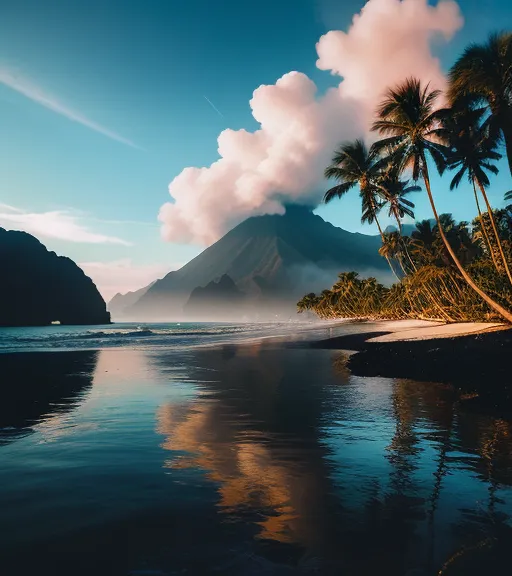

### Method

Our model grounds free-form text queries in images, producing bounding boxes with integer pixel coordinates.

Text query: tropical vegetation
[298,31,512,323]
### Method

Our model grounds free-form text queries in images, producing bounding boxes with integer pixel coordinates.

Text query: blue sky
[1,0,511,299]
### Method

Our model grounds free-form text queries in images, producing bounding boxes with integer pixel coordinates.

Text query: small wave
[80,329,155,339]
[9,329,156,343]
[0,321,303,352]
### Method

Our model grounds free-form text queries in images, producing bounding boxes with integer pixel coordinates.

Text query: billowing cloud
[79,259,175,301]
[0,204,131,245]
[0,66,139,148]
[159,0,463,245]
[316,0,462,117]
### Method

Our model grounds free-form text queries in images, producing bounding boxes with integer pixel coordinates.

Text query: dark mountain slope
[0,227,110,326]
[183,275,246,320]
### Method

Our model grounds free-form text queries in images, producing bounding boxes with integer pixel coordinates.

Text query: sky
[1,0,511,300]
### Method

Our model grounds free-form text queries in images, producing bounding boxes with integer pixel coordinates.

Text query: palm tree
[297,293,319,313]
[445,109,512,284]
[324,139,400,279]
[380,231,406,273]
[472,183,501,270]
[372,77,512,323]
[448,32,512,174]
[377,169,420,232]
[412,220,436,248]
[377,168,420,271]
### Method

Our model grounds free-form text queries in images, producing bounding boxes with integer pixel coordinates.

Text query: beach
[1,321,511,575]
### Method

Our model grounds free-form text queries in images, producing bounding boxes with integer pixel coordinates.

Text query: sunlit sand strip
[368,321,505,343]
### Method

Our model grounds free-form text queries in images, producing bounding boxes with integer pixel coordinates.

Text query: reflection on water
[0,343,511,575]
[0,351,98,444]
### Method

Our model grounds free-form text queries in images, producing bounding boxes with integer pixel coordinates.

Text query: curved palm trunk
[374,214,401,282]
[472,181,500,270]
[395,216,417,272]
[475,179,512,286]
[426,398,454,573]
[394,216,453,320]
[421,155,512,323]
[502,119,512,177]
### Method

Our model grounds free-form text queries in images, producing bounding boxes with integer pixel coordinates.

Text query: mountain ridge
[115,207,390,320]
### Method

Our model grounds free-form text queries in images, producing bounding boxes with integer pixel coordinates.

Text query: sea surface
[0,322,511,575]
[0,321,345,353]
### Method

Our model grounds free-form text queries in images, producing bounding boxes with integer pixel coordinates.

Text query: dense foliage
[298,212,512,321]
[298,32,512,323]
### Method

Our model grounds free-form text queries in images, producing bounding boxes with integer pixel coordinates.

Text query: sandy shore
[309,318,506,349]
[367,320,505,342]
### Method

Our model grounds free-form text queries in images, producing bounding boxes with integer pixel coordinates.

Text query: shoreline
[2,318,510,416]
[309,319,512,416]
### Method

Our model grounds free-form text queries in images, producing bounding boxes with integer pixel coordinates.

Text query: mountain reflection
[156,345,512,574]
[156,344,342,559]
[0,350,98,444]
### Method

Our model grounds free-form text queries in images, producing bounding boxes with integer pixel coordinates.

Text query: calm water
[1,324,511,575]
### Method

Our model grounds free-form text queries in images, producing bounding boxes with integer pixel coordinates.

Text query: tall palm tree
[324,139,400,280]
[445,109,512,284]
[372,77,512,323]
[448,32,512,175]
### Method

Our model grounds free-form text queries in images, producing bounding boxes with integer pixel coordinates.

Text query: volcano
[112,206,390,320]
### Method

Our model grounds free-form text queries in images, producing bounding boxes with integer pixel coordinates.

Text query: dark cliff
[0,227,110,326]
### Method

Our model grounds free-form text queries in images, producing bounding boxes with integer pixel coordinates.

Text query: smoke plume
[159,0,463,245]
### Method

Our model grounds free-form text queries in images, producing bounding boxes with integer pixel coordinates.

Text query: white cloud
[79,259,175,301]
[159,0,463,245]
[0,204,132,246]
[0,65,139,148]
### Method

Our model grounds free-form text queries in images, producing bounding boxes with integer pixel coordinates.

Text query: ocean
[1,322,511,575]
[0,320,345,353]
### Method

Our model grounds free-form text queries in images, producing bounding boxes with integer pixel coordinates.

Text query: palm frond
[323,181,355,203]
[480,162,499,175]
[426,142,448,176]
[450,166,466,190]
[401,198,415,208]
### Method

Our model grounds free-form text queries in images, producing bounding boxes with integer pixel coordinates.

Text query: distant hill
[0,227,110,326]
[384,223,416,236]
[183,274,246,320]
[121,206,391,321]
[108,281,156,318]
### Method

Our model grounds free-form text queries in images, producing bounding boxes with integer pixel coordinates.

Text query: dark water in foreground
[1,324,511,575]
